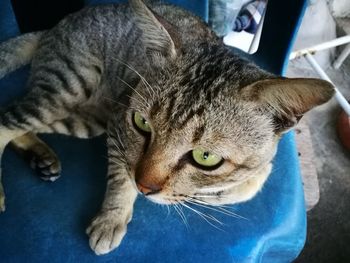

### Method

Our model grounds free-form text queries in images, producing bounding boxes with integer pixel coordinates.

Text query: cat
[0,0,334,255]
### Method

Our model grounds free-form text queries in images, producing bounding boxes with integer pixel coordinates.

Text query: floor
[287,33,350,263]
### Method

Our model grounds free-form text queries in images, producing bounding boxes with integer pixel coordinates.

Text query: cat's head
[119,0,334,205]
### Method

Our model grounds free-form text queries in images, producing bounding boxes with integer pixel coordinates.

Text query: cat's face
[120,46,333,206]
[124,74,279,205]
[117,0,334,206]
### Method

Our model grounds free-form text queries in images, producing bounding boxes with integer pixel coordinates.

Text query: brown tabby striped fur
[0,0,334,255]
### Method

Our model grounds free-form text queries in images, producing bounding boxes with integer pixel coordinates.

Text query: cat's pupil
[203,152,209,160]
[142,119,147,125]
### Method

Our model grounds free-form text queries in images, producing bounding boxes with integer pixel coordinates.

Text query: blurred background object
[213,0,350,261]
[286,0,350,261]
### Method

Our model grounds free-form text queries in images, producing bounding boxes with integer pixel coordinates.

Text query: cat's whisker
[108,133,127,160]
[177,204,190,229]
[189,195,220,198]
[166,204,170,216]
[107,145,127,164]
[109,157,127,166]
[189,194,234,204]
[108,133,123,151]
[114,57,156,96]
[109,137,122,153]
[140,79,156,100]
[126,95,149,110]
[189,195,245,212]
[189,201,241,219]
[109,148,127,162]
[186,195,248,218]
[116,76,150,108]
[102,95,129,109]
[190,194,232,202]
[114,57,156,99]
[173,203,189,229]
[116,134,126,151]
[103,91,148,113]
[113,127,126,151]
[186,199,233,217]
[180,203,225,232]
[185,198,247,220]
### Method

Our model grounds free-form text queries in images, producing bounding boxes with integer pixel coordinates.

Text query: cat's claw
[86,211,127,255]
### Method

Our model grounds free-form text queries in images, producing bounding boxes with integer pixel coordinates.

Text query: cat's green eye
[133,112,151,133]
[192,148,222,167]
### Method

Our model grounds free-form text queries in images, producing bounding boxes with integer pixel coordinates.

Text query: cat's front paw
[86,211,128,255]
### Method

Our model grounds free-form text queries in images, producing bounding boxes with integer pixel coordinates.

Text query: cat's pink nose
[136,182,161,195]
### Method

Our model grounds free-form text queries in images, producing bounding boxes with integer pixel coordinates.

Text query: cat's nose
[136,182,161,195]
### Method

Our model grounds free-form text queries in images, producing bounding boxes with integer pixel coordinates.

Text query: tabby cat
[0,0,334,255]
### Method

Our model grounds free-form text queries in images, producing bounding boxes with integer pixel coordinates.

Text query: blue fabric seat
[0,0,307,262]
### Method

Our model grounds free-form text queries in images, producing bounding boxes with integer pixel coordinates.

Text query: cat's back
[44,2,216,51]
[30,1,219,98]
[47,4,133,49]
[150,4,217,44]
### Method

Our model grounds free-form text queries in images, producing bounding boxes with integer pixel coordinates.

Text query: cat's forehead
[133,44,275,146]
[151,94,273,146]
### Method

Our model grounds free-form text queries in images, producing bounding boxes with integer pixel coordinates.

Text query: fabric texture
[0,0,307,262]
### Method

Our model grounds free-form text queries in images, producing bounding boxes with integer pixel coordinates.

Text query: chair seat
[0,0,306,262]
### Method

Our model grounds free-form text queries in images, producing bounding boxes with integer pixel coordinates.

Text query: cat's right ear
[129,0,179,59]
[241,78,334,133]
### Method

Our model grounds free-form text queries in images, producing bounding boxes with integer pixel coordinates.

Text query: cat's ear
[129,0,179,59]
[241,78,334,133]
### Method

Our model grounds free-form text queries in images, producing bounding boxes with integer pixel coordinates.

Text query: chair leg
[333,43,350,69]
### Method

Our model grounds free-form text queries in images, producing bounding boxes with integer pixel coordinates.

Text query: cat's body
[0,0,334,255]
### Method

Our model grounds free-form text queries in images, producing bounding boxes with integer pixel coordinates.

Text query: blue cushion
[0,0,306,262]
[0,0,20,42]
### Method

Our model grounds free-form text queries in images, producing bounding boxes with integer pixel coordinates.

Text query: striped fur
[0,32,45,79]
[0,0,334,255]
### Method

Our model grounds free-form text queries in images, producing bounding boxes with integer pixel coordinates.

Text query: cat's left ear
[241,78,335,133]
[129,0,179,59]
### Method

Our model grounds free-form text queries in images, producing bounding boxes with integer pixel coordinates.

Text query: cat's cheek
[208,163,272,206]
[234,163,272,203]
[124,137,146,166]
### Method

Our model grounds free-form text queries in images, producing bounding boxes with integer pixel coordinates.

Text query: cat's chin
[144,194,182,205]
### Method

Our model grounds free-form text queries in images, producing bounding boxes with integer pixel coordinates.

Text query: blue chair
[0,0,307,262]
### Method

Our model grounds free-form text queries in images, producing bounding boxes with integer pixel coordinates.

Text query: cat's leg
[10,132,61,181]
[0,110,103,210]
[10,110,107,181]
[37,109,107,139]
[0,53,102,210]
[0,89,71,148]
[0,83,98,210]
[86,126,137,255]
[0,126,26,211]
[0,94,71,211]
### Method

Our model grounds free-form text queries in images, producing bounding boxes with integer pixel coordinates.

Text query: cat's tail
[0,31,46,79]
